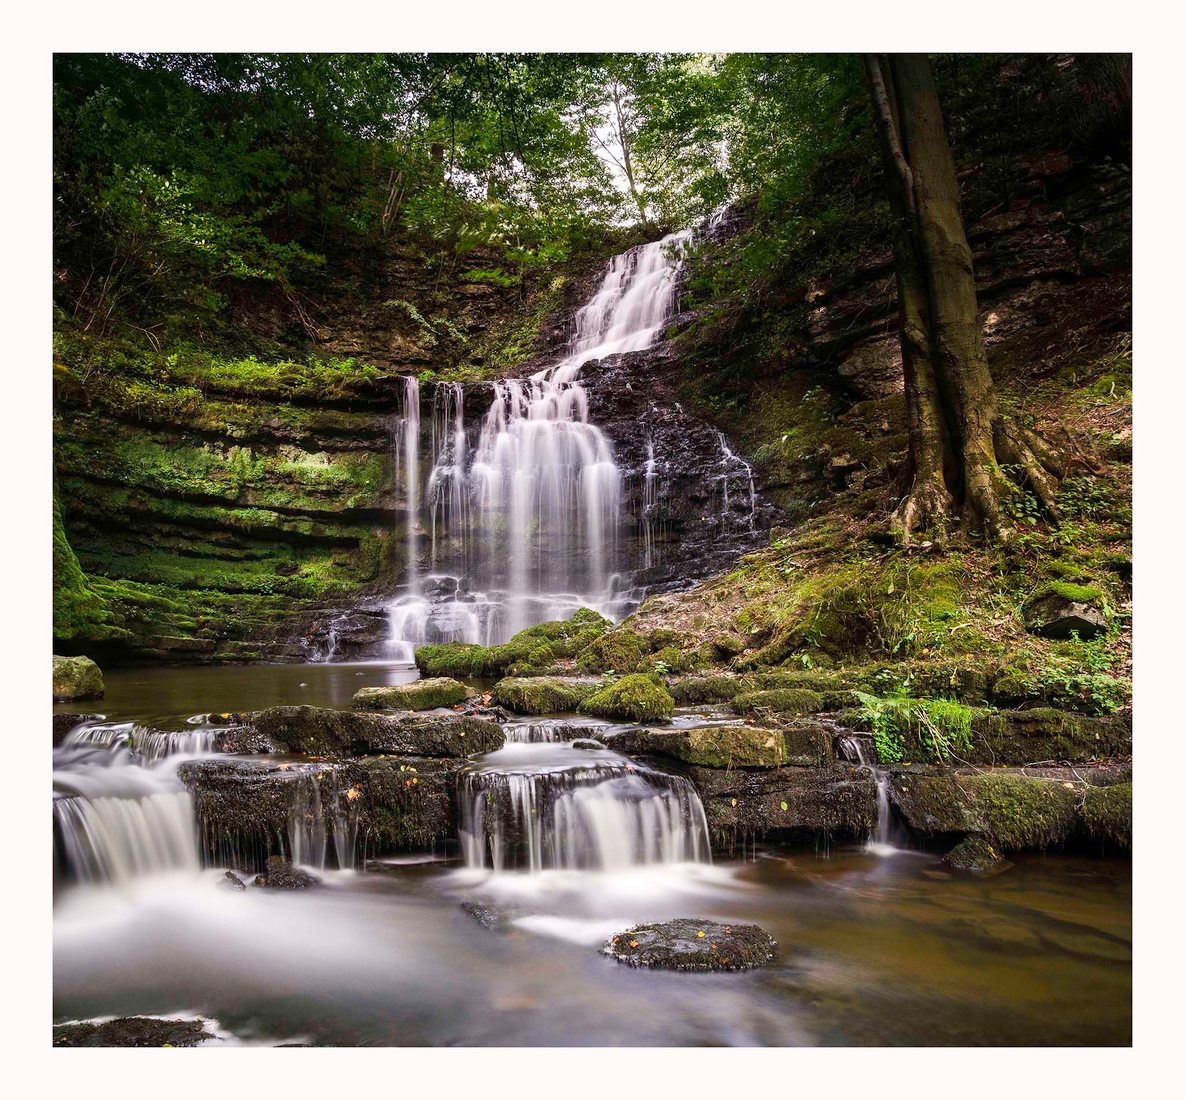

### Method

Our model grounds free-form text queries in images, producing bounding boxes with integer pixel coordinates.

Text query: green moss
[577,628,646,674]
[731,688,824,717]
[1025,581,1105,608]
[1079,783,1132,850]
[493,676,603,715]
[53,492,125,644]
[668,674,741,704]
[53,654,105,701]
[970,773,1080,850]
[579,674,676,722]
[352,678,471,711]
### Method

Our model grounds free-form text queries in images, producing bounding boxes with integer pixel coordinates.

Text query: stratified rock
[257,856,319,889]
[601,919,777,971]
[250,705,502,756]
[351,678,470,712]
[52,655,104,701]
[53,1017,216,1047]
[943,835,1013,876]
[1023,586,1107,640]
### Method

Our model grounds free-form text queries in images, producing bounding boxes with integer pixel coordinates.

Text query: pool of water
[51,663,1132,1046]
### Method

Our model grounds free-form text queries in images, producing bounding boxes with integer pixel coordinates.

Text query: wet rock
[1023,586,1107,640]
[611,724,791,768]
[218,870,247,891]
[352,678,471,712]
[578,674,675,722]
[52,655,104,701]
[1080,782,1132,852]
[689,764,878,845]
[250,705,503,756]
[461,902,516,932]
[571,738,606,750]
[493,676,603,715]
[943,836,1013,877]
[53,1016,217,1047]
[601,919,777,971]
[53,712,101,745]
[257,856,319,889]
[213,725,279,754]
[179,756,458,865]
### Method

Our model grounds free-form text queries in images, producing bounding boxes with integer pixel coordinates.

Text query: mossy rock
[668,674,741,704]
[612,724,788,768]
[351,678,470,711]
[577,629,646,674]
[969,707,1131,764]
[1022,582,1107,641]
[742,669,849,694]
[578,674,675,722]
[1080,782,1132,851]
[731,688,824,718]
[250,705,503,756]
[942,835,1012,876]
[601,919,777,972]
[416,643,497,678]
[52,654,105,701]
[492,676,603,715]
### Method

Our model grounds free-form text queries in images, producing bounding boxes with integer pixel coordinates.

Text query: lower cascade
[458,743,711,873]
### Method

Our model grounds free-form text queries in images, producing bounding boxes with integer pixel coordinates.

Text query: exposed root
[994,420,1062,518]
[889,475,955,546]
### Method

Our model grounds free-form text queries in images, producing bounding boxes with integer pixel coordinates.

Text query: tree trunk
[865,53,1062,541]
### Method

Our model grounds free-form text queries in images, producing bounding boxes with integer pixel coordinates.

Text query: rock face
[53,1017,216,1047]
[351,678,470,711]
[1023,591,1107,640]
[52,654,104,701]
[250,705,503,756]
[601,919,777,972]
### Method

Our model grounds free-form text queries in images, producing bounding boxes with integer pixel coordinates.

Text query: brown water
[52,664,1132,1046]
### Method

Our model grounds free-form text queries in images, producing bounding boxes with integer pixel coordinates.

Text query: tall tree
[864,54,1063,541]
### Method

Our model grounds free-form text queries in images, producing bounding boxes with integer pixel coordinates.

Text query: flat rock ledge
[601,919,777,972]
[53,1016,218,1047]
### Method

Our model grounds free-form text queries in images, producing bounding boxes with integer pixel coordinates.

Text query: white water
[837,734,900,856]
[458,741,711,874]
[387,230,693,651]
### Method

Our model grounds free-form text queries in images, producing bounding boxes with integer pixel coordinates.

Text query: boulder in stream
[943,835,1013,876]
[256,856,319,889]
[351,677,471,712]
[601,919,777,971]
[250,705,503,756]
[53,1016,217,1047]
[52,654,104,701]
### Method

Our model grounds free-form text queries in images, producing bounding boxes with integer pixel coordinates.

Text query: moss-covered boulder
[1080,782,1132,851]
[250,705,503,756]
[942,835,1012,876]
[611,724,798,768]
[52,654,105,701]
[891,769,1087,851]
[415,643,496,678]
[351,678,470,711]
[731,688,824,717]
[578,674,675,722]
[576,628,646,674]
[668,673,741,704]
[1023,582,1107,640]
[492,676,603,714]
[601,919,777,972]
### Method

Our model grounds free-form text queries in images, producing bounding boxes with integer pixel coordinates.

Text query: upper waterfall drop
[387,228,695,653]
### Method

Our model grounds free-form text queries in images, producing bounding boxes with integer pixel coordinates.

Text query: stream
[53,663,1131,1047]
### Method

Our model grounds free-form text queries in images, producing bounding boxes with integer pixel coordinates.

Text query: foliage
[852,688,976,764]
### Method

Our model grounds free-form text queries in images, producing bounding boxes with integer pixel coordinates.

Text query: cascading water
[386,229,694,653]
[458,742,710,874]
[837,733,898,854]
[286,766,360,872]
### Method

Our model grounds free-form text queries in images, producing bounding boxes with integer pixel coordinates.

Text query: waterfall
[286,766,359,872]
[388,229,693,651]
[715,430,757,534]
[53,742,200,885]
[458,747,710,873]
[837,734,897,853]
[641,438,659,570]
[64,722,223,763]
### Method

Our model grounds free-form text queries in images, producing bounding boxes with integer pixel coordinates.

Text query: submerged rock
[52,655,104,701]
[250,705,503,756]
[601,919,777,971]
[257,856,319,889]
[351,677,471,712]
[218,870,247,891]
[53,1016,217,1047]
[578,674,675,722]
[943,835,1013,876]
[461,902,517,933]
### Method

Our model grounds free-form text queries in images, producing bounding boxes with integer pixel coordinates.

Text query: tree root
[890,473,955,546]
[993,420,1063,518]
